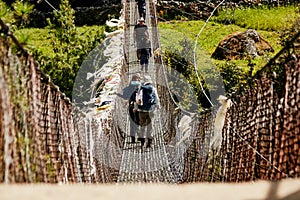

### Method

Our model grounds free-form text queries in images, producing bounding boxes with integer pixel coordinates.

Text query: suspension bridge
[0,0,300,193]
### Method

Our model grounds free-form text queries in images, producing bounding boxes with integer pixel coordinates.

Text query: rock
[212,29,274,60]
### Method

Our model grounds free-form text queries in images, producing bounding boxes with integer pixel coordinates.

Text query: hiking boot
[146,138,152,148]
[138,138,145,147]
[130,136,136,143]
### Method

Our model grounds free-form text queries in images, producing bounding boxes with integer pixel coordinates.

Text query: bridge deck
[116,0,175,184]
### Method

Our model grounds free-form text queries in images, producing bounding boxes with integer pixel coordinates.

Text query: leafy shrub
[33,0,105,98]
[217,61,247,93]
[279,16,300,46]
[0,0,15,24]
[12,0,34,28]
[163,49,213,109]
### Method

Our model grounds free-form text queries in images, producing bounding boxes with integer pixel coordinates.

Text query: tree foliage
[279,16,300,46]
[12,0,34,28]
[33,0,105,99]
[0,0,34,28]
[163,49,213,109]
[217,61,247,93]
[0,0,14,23]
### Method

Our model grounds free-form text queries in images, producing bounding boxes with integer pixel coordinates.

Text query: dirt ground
[0,178,300,200]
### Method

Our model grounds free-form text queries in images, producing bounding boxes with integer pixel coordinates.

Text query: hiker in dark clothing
[139,39,152,73]
[135,75,160,148]
[136,0,146,19]
[133,17,149,60]
[117,73,141,143]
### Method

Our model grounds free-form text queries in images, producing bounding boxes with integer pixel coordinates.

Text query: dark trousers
[138,111,154,139]
[137,1,146,19]
[129,105,139,137]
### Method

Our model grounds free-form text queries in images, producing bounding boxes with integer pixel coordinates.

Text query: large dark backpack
[138,84,157,111]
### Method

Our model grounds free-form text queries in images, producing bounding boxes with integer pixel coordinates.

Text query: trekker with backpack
[117,73,141,143]
[135,75,160,148]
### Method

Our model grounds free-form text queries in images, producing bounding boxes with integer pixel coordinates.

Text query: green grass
[15,25,105,57]
[158,20,277,72]
[158,5,299,73]
[159,20,247,55]
[213,5,299,31]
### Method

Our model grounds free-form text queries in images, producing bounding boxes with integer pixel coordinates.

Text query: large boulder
[212,29,274,60]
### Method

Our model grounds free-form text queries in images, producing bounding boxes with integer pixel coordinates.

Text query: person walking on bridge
[139,38,152,73]
[117,73,141,143]
[133,17,149,61]
[136,0,146,19]
[135,75,160,148]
